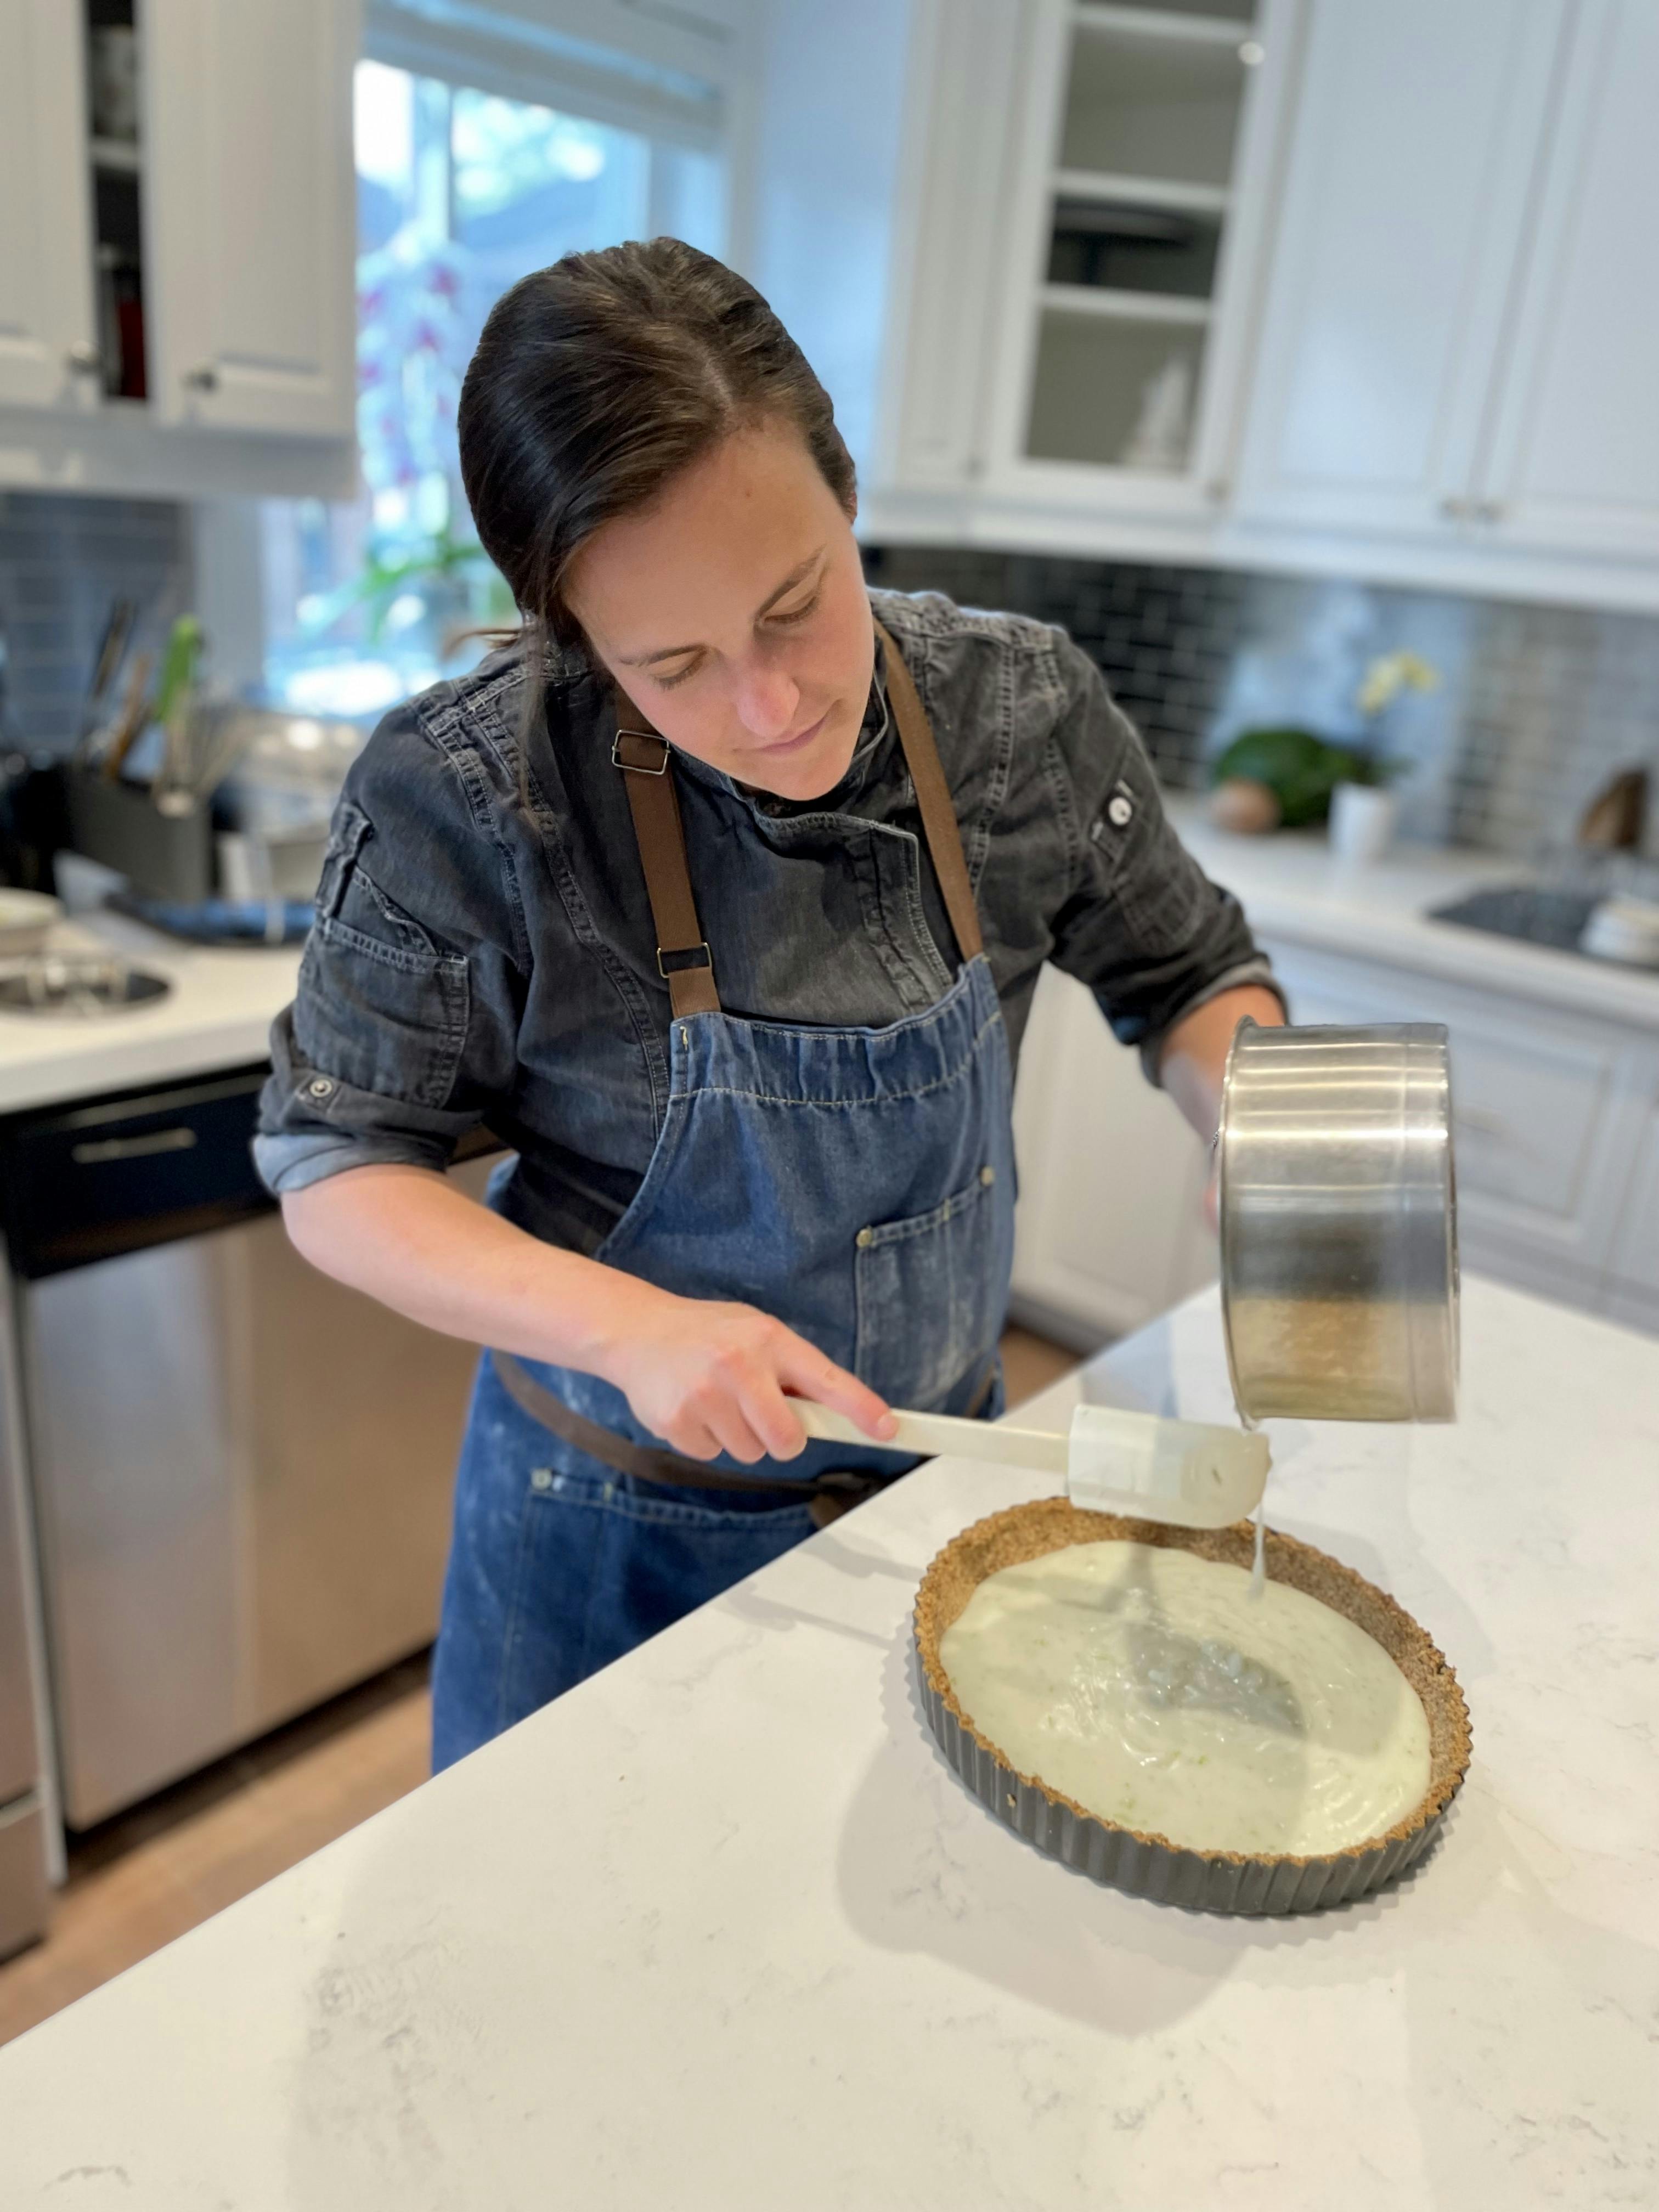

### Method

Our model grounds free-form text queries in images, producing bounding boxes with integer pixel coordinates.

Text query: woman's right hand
[596,1286,897,1465]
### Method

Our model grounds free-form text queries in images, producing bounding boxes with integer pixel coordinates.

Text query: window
[263,47,725,717]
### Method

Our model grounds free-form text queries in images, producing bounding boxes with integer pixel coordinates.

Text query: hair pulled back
[458,238,855,652]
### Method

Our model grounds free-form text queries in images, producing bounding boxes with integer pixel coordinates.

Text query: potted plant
[1327,652,1439,864]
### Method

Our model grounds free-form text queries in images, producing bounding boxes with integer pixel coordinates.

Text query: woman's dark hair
[458,238,856,652]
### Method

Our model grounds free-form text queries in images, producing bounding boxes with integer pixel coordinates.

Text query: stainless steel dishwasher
[0,1066,490,1831]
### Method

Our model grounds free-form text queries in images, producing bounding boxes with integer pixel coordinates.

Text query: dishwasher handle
[71,1128,200,1166]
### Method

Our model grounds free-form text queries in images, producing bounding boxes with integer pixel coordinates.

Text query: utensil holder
[65,768,214,903]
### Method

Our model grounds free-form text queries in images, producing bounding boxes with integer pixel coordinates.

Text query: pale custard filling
[939,1541,1431,1856]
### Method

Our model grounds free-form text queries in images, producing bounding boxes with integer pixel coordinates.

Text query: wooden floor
[0,1324,1076,2050]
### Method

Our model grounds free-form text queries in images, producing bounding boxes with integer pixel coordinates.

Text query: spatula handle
[793,1401,1071,1475]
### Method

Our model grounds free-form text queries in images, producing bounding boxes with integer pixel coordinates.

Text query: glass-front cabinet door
[984,0,1301,522]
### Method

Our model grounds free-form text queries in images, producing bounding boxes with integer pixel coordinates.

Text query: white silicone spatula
[794,1401,1268,1530]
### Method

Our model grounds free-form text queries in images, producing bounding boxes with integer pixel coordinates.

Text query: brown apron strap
[872,619,984,965]
[612,717,720,1017]
[613,619,982,1013]
[491,1351,889,1499]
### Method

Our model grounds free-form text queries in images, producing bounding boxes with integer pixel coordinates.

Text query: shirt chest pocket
[295,800,470,1110]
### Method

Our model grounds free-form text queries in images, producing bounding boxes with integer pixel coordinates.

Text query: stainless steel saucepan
[1217,1020,1459,1423]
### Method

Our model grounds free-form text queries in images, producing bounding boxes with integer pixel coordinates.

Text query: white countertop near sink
[1169,798,1659,1030]
[0,912,299,1115]
[2,1273,1654,2209]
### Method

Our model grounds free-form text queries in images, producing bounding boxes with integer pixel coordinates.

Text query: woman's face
[566,420,874,802]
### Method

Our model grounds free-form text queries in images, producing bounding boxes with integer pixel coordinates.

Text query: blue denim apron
[431,625,1015,1768]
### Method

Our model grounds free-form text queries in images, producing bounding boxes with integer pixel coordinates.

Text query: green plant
[301,524,516,648]
[1210,726,1365,827]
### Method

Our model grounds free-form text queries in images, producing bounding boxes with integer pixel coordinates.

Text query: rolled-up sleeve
[254,702,524,1197]
[1043,641,1282,1077]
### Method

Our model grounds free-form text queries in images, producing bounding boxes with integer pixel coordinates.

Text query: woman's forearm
[1158,983,1285,1146]
[281,1163,654,1372]
[280,1163,895,1460]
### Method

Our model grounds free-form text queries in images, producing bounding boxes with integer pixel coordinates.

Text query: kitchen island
[2,1275,1655,2208]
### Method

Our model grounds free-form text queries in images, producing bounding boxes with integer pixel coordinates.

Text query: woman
[256,239,1283,1770]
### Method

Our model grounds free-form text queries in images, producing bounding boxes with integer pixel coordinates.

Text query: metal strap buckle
[657,942,713,980]
[612,730,669,775]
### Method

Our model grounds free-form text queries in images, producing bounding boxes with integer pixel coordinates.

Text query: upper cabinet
[0,0,357,496]
[1234,0,1563,540]
[142,0,356,441]
[0,1,100,411]
[868,0,1302,540]
[861,0,1659,610]
[1234,0,1659,594]
[1475,0,1659,565]
[984,0,1297,520]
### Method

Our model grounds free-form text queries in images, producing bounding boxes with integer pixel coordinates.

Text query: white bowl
[0,888,63,957]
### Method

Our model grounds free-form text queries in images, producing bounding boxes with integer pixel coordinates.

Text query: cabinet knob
[1438,496,1469,520]
[1476,499,1506,524]
[1204,477,1230,504]
[64,341,101,375]
[183,364,219,393]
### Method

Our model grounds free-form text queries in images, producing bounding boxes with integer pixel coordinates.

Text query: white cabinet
[1235,0,1659,593]
[0,0,357,496]
[1235,0,1562,540]
[0,1,100,411]
[863,0,1305,550]
[1010,964,1216,1346]
[1477,0,1659,564]
[142,0,356,441]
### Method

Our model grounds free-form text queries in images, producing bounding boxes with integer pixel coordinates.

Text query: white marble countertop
[1169,799,1659,1030]
[2,1274,1654,2208]
[0,912,298,1115]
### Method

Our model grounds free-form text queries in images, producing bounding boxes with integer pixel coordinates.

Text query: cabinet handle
[1475,499,1506,524]
[1204,477,1230,504]
[71,1127,199,1165]
[183,365,219,393]
[1438,496,1469,520]
[65,341,102,375]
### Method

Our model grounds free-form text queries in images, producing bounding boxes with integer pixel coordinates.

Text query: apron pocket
[853,1167,1001,1409]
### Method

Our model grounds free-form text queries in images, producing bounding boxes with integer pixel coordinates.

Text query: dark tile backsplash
[3,489,1657,865]
[865,544,1659,860]
[0,492,190,757]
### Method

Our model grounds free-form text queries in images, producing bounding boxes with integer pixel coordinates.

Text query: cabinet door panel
[144,0,357,438]
[883,0,1032,489]
[0,0,98,409]
[1011,965,1214,1342]
[1608,1105,1659,1299]
[1478,2,1659,559]
[1236,0,1565,535]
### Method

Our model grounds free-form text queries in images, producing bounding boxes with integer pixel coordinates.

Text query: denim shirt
[255,590,1277,1255]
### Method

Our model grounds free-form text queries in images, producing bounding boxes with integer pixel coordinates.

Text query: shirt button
[855,1227,874,1249]
[306,1076,335,1099]
[980,1164,996,1187]
[1108,793,1134,828]
[531,1467,554,1492]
